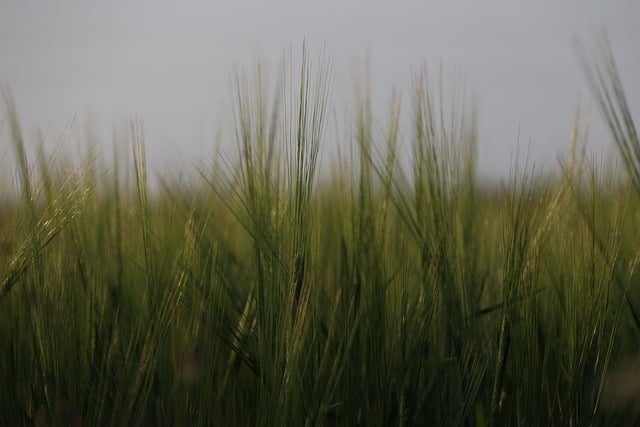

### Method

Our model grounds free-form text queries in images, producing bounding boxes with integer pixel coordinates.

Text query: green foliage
[1,38,640,425]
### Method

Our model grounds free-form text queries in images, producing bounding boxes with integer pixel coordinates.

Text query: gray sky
[1,1,639,180]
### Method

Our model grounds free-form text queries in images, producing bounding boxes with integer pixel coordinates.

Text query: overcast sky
[1,1,639,180]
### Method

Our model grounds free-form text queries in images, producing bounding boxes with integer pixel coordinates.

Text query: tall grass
[1,37,639,425]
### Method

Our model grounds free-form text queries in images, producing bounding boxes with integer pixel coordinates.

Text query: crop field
[1,40,639,425]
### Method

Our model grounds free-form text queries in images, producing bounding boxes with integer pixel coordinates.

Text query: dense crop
[1,38,639,425]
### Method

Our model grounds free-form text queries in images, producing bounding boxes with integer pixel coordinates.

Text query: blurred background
[1,0,639,182]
